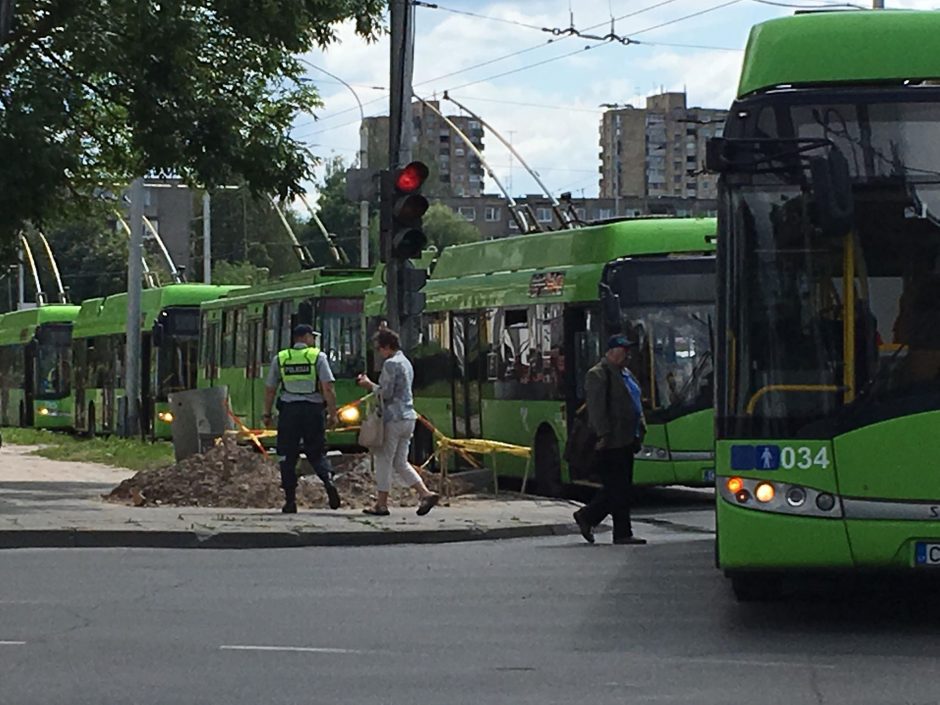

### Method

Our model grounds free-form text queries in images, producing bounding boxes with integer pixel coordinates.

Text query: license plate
[914,543,940,566]
[703,469,716,484]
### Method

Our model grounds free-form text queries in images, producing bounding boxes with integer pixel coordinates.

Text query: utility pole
[359,122,370,268]
[386,0,416,334]
[202,192,212,283]
[873,0,884,7]
[124,177,145,438]
[0,0,13,46]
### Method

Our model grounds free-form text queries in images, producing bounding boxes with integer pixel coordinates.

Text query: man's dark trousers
[580,446,635,540]
[276,401,333,492]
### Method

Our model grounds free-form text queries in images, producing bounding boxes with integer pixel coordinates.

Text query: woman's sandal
[362,506,390,516]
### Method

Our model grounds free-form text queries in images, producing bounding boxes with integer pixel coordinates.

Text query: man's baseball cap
[292,324,317,339]
[607,333,639,350]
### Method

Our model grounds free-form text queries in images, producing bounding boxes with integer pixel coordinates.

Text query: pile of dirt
[105,434,476,509]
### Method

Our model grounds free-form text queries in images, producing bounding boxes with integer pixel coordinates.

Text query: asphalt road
[2,513,940,704]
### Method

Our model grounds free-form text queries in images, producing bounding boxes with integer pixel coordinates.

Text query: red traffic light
[395,161,429,193]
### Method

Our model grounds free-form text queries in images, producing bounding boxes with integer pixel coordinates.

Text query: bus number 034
[780,446,830,470]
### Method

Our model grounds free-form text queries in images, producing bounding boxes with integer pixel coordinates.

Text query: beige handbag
[358,405,384,450]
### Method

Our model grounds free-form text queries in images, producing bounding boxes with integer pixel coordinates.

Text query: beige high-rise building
[362,100,485,198]
[599,92,726,212]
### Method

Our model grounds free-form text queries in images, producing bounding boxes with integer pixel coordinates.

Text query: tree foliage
[297,155,367,265]
[211,259,271,286]
[423,202,482,252]
[0,0,385,251]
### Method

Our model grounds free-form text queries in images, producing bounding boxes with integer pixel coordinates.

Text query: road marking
[683,656,837,670]
[220,645,366,654]
[0,641,26,646]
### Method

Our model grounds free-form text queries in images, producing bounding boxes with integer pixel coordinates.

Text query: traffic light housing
[380,161,429,262]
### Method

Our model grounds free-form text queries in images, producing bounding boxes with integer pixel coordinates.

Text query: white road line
[220,645,366,654]
[0,641,26,646]
[683,656,837,670]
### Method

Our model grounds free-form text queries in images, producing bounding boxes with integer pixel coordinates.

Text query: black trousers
[580,446,635,540]
[276,401,333,491]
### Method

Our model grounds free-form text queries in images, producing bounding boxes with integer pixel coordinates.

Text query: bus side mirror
[705,138,731,173]
[809,147,854,239]
[599,282,622,329]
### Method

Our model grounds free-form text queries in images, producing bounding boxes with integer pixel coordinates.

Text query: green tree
[211,260,270,285]
[298,155,364,265]
[0,0,384,253]
[423,202,482,253]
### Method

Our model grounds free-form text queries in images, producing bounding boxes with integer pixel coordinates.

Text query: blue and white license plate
[914,542,940,566]
[702,469,716,484]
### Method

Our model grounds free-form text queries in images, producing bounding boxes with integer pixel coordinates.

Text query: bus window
[413,312,451,393]
[234,309,248,369]
[279,301,293,350]
[317,298,364,378]
[221,309,236,368]
[263,303,280,361]
[35,325,72,400]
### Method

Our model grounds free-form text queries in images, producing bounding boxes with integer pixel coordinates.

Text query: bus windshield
[156,308,199,400]
[719,91,940,439]
[604,257,715,420]
[35,324,72,400]
[318,298,364,378]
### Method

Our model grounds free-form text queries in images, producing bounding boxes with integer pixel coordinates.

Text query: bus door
[564,305,601,482]
[451,312,482,439]
[140,331,153,436]
[23,341,36,427]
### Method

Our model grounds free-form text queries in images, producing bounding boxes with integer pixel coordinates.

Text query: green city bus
[198,267,373,446]
[709,10,940,599]
[368,218,717,495]
[71,284,240,439]
[0,305,81,429]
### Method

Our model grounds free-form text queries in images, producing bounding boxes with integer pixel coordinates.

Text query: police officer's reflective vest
[277,346,320,395]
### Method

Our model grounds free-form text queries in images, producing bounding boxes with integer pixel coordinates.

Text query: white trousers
[374,419,422,493]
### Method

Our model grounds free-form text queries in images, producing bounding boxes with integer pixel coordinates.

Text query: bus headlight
[638,445,670,460]
[755,482,775,503]
[157,411,174,424]
[785,486,807,507]
[815,493,836,512]
[38,407,50,416]
[339,406,360,424]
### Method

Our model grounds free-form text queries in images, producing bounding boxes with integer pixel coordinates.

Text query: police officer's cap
[292,324,317,339]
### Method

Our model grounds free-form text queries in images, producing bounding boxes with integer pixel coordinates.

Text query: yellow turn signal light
[755,482,775,503]
[726,477,744,494]
[339,406,361,424]
[37,407,50,416]
[157,411,175,424]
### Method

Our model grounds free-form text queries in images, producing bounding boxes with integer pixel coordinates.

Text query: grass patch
[1,427,174,472]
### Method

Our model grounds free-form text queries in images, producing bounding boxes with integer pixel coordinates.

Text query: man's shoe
[416,493,440,516]
[281,501,297,514]
[573,510,595,544]
[325,483,341,510]
[613,536,647,545]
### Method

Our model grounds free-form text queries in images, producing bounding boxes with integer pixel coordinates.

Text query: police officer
[262,324,341,513]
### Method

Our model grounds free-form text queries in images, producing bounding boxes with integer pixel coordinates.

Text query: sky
[297,0,938,201]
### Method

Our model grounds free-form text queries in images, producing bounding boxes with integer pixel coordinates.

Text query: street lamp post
[301,62,371,267]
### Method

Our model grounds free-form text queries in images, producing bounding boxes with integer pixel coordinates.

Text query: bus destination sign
[529,271,565,297]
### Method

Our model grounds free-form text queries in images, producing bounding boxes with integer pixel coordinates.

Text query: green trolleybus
[198,268,372,446]
[0,305,81,429]
[375,218,717,495]
[710,10,940,599]
[71,284,240,439]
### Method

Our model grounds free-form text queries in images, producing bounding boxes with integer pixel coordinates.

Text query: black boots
[282,487,297,514]
[324,482,341,510]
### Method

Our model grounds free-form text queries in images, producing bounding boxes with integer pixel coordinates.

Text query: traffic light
[380,161,429,262]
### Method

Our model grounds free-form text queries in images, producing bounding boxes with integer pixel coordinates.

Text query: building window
[597,208,612,220]
[575,208,587,220]
[509,218,519,230]
[455,148,465,156]
[485,207,501,222]
[457,206,476,222]
[469,120,480,130]
[536,207,552,223]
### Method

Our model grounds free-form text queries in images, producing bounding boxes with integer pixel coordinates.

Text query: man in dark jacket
[573,334,647,545]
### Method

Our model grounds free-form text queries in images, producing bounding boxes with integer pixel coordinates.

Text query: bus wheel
[730,572,783,603]
[87,402,97,438]
[533,426,563,498]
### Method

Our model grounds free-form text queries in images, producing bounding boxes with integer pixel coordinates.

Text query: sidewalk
[0,445,714,549]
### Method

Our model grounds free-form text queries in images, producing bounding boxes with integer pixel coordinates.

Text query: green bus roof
[73,284,241,339]
[0,305,81,346]
[366,218,716,315]
[201,267,373,311]
[738,11,940,98]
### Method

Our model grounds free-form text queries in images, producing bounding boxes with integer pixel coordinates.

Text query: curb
[0,522,585,550]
